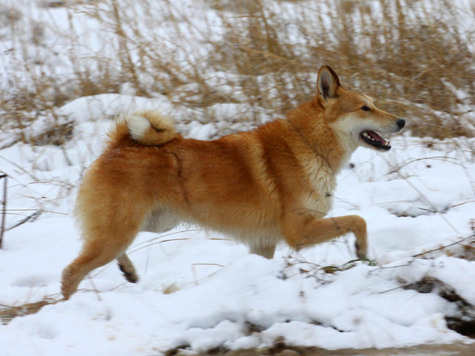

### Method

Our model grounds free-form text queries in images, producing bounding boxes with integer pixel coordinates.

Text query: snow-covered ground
[0,0,474,355]
[0,94,474,355]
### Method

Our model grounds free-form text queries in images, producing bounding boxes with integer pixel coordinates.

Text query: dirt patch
[403,276,475,338]
[168,342,474,356]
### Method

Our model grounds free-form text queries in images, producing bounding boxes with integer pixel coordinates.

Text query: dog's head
[317,65,405,151]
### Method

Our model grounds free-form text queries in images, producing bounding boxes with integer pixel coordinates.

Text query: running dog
[61,65,405,299]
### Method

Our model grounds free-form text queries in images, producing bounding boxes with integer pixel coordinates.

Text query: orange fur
[61,66,405,299]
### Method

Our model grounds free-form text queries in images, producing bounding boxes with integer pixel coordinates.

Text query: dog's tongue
[367,131,389,146]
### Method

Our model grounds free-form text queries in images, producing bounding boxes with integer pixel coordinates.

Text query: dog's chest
[299,155,336,217]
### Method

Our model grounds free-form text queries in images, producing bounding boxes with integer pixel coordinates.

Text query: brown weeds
[0,0,473,141]
[0,298,59,325]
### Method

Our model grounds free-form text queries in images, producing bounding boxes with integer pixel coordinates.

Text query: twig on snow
[412,235,474,258]
[0,173,7,249]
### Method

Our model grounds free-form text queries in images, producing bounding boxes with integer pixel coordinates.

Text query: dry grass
[207,0,474,138]
[0,0,473,145]
[0,298,59,325]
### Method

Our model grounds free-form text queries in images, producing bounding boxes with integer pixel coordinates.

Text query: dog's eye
[361,106,371,111]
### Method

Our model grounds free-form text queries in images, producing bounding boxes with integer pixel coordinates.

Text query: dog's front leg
[281,211,368,259]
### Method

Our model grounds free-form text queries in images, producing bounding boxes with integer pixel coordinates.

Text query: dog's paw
[355,241,368,259]
[61,264,83,299]
[118,263,139,283]
[61,272,75,300]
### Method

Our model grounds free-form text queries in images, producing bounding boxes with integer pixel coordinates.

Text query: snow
[0,0,474,355]
[0,94,474,355]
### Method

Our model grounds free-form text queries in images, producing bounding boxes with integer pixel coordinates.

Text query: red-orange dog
[62,66,405,298]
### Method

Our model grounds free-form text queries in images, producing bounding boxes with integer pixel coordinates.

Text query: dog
[61,65,405,299]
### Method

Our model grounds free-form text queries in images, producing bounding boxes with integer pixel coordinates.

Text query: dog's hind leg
[61,220,143,299]
[113,209,180,286]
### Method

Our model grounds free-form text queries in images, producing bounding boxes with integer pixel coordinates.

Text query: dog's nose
[397,119,406,129]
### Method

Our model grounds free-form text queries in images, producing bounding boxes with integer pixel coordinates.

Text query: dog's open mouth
[360,130,391,150]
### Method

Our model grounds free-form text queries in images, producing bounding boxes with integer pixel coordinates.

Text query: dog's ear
[317,65,341,101]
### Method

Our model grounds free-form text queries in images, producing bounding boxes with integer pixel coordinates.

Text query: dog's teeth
[363,132,375,141]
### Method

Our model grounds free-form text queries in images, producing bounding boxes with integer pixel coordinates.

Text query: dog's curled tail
[119,110,177,146]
